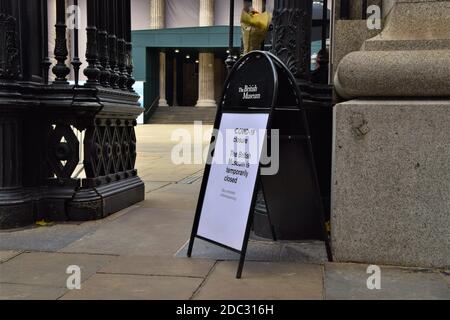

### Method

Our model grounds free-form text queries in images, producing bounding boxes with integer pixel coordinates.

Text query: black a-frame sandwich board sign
[187,51,332,279]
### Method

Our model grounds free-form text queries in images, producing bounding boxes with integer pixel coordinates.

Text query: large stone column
[150,0,168,107]
[47,0,57,81]
[158,52,168,107]
[196,0,216,108]
[331,0,450,269]
[196,53,216,108]
[199,0,214,27]
[150,0,165,29]
[253,0,265,12]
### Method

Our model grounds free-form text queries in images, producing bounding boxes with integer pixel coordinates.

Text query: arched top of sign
[266,52,303,110]
[221,51,303,113]
[222,51,278,112]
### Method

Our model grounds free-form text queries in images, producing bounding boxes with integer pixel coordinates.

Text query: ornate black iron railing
[0,0,144,229]
[251,0,334,239]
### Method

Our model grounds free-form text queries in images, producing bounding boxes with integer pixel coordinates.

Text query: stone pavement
[0,124,449,300]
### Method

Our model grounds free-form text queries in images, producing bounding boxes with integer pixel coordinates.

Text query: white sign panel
[197,113,269,251]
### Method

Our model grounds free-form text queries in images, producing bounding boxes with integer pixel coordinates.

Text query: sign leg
[187,236,195,258]
[236,251,247,279]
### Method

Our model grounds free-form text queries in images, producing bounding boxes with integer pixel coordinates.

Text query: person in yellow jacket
[241,0,272,54]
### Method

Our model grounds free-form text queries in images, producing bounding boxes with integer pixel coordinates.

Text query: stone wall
[331,0,450,269]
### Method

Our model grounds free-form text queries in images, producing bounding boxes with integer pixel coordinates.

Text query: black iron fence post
[340,0,350,19]
[254,0,333,240]
[124,0,135,92]
[117,0,128,90]
[0,0,144,229]
[362,0,368,19]
[84,0,100,85]
[97,0,111,87]
[41,0,51,84]
[225,0,236,73]
[71,0,82,85]
[53,0,71,84]
[108,0,120,89]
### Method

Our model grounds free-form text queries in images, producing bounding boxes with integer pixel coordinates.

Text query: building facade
[133,0,273,113]
[130,0,328,121]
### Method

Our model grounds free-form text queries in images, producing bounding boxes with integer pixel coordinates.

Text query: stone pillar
[150,0,168,107]
[196,0,216,108]
[196,53,216,108]
[159,52,168,107]
[47,0,57,81]
[199,0,214,27]
[331,0,450,269]
[150,0,165,29]
[253,0,265,12]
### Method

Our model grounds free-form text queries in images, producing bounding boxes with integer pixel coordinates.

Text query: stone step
[148,107,217,125]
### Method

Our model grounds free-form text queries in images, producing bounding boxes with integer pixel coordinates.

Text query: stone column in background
[196,53,216,108]
[48,0,57,81]
[199,0,214,26]
[150,0,165,29]
[150,0,168,107]
[253,0,265,12]
[196,0,216,108]
[159,52,168,107]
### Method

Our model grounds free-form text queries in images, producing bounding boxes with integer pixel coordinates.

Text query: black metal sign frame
[187,51,332,279]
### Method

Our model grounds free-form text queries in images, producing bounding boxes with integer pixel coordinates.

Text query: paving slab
[177,239,279,262]
[144,181,172,193]
[194,261,324,300]
[61,207,193,256]
[140,167,205,184]
[0,251,21,264]
[0,283,67,300]
[99,255,215,278]
[135,124,211,183]
[0,252,115,288]
[281,242,328,263]
[325,263,450,300]
[60,273,203,300]
[142,183,201,211]
[0,223,99,252]
[442,271,450,289]
[177,238,328,264]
